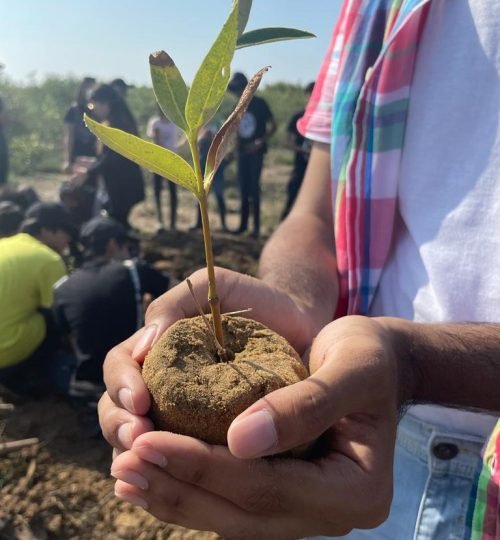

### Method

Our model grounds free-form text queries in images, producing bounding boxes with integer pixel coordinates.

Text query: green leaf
[236,27,315,49]
[237,0,252,37]
[149,51,189,132]
[185,0,239,132]
[84,114,199,197]
[204,66,269,192]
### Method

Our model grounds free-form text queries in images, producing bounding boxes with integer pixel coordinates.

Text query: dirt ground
[0,163,292,539]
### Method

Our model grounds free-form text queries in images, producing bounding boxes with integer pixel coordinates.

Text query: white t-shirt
[146,115,180,151]
[369,0,500,436]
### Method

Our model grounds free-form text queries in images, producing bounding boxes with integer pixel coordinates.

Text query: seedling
[85,0,314,353]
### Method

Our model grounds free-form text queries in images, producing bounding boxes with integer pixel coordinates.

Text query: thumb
[227,364,361,459]
[227,318,395,459]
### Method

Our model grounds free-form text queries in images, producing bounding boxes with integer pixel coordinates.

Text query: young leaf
[185,0,239,132]
[149,51,189,132]
[237,0,252,37]
[84,114,199,197]
[204,66,269,192]
[236,27,315,49]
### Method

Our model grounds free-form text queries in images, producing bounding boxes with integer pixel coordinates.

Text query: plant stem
[189,135,225,350]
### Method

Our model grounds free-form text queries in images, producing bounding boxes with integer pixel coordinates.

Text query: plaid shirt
[298,0,499,537]
[298,0,431,316]
[471,421,500,540]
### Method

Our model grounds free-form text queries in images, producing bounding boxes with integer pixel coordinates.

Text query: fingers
[113,432,385,538]
[112,451,269,539]
[129,431,321,515]
[98,391,154,451]
[102,330,151,415]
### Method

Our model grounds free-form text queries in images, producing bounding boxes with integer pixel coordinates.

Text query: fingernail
[114,487,148,509]
[117,423,132,448]
[229,409,278,458]
[134,444,168,468]
[111,469,149,490]
[132,324,158,360]
[118,388,135,413]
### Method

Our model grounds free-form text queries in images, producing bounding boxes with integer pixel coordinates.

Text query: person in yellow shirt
[0,202,73,394]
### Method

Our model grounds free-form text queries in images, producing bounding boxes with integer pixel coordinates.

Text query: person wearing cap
[53,216,169,388]
[0,202,72,394]
[228,72,276,239]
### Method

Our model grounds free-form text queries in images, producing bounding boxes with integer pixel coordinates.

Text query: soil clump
[143,315,308,444]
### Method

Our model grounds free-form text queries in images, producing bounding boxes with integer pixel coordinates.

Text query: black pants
[0,309,61,396]
[281,161,308,220]
[153,174,178,229]
[238,152,264,236]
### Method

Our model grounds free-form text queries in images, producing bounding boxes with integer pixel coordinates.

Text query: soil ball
[142,315,308,445]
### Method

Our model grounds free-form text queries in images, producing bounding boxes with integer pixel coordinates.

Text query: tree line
[0,75,309,177]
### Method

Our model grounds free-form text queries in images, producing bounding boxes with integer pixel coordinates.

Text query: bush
[0,74,307,177]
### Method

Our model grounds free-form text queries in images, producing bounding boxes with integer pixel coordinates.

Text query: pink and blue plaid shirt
[298,1,499,537]
[298,0,430,317]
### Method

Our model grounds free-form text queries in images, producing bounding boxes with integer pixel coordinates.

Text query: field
[0,161,292,539]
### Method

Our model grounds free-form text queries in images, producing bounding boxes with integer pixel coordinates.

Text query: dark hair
[228,72,248,94]
[80,216,130,257]
[77,76,96,107]
[305,81,315,94]
[90,84,138,135]
[0,201,23,237]
[21,202,76,238]
[0,185,39,211]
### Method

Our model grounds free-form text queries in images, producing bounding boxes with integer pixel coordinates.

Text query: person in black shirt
[87,84,145,229]
[229,72,276,239]
[281,82,315,220]
[63,77,97,173]
[54,216,169,388]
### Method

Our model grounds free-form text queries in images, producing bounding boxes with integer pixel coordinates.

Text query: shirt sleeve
[39,257,67,307]
[297,2,350,144]
[146,117,158,139]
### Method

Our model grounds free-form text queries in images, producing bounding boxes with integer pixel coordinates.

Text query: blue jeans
[309,413,484,540]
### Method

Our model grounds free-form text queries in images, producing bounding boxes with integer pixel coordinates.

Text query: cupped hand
[108,316,403,539]
[98,266,315,453]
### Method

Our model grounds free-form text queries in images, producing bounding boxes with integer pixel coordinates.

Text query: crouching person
[53,216,170,394]
[0,202,73,395]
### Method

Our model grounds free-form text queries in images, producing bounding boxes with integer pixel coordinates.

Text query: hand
[98,266,316,455]
[107,316,403,539]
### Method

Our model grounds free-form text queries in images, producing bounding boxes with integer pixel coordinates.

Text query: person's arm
[379,317,500,413]
[259,142,338,347]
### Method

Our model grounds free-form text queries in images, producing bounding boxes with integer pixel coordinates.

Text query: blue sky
[1,0,342,87]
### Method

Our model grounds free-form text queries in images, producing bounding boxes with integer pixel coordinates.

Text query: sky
[1,0,342,88]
